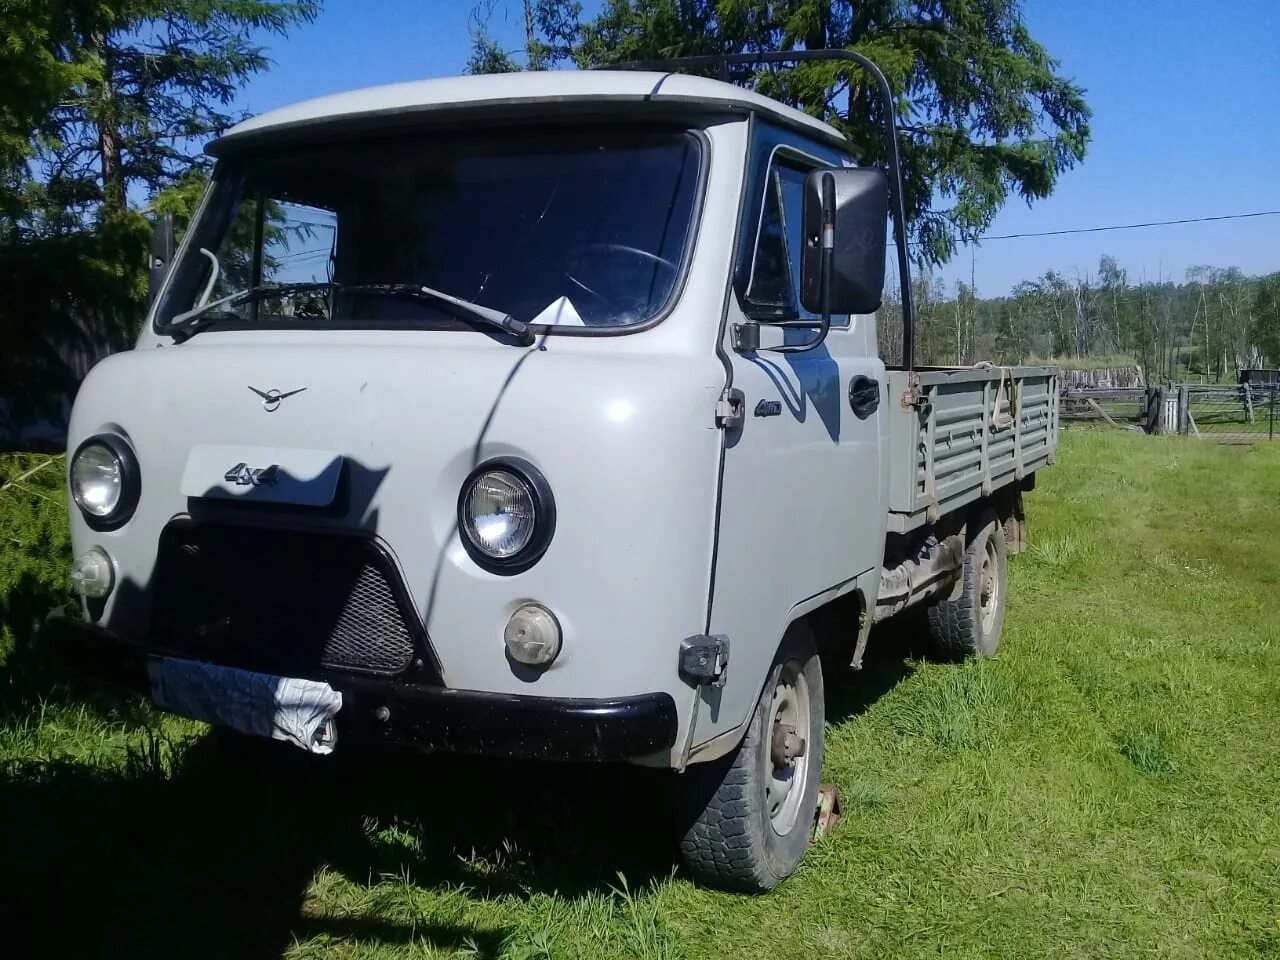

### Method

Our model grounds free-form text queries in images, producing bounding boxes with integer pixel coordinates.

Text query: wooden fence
[1061,387,1159,431]
[1062,383,1279,442]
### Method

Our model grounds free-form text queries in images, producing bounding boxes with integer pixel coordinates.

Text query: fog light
[504,602,561,667]
[70,548,114,599]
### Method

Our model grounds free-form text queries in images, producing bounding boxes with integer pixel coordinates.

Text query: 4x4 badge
[224,462,279,487]
[248,385,306,412]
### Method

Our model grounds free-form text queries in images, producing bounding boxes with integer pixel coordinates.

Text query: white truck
[52,51,1059,892]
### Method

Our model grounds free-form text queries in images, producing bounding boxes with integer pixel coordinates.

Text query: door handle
[848,376,880,419]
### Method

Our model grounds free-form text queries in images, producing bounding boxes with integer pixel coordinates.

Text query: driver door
[698,134,888,748]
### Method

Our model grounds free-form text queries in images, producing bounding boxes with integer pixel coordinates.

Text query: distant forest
[879,258,1280,382]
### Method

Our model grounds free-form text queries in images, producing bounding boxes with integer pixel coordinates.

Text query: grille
[152,523,419,677]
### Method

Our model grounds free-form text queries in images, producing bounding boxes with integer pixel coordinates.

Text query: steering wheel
[293,296,329,319]
[563,243,679,321]
[569,243,677,273]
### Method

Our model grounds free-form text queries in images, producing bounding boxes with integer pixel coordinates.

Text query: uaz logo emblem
[224,462,280,487]
[248,385,306,412]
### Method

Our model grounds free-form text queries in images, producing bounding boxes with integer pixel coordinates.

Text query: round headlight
[70,434,139,528]
[463,470,535,557]
[458,459,555,573]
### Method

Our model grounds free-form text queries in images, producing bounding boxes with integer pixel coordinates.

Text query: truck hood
[68,329,726,701]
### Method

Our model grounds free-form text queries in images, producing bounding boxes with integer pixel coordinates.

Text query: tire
[674,622,824,892]
[926,507,1008,658]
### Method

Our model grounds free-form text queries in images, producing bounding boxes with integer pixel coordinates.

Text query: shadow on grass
[824,620,921,726]
[0,614,918,959]
[0,722,678,959]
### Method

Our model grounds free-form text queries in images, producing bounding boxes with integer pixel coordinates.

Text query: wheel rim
[979,535,1001,636]
[764,661,811,837]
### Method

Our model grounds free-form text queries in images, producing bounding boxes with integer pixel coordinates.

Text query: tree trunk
[95,33,124,215]
[524,0,544,70]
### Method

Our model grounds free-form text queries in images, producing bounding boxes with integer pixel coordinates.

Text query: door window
[743,157,848,326]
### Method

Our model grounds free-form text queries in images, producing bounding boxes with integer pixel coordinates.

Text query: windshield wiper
[167,282,334,336]
[167,281,534,346]
[338,283,534,346]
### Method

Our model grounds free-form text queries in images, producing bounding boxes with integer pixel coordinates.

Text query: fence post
[1178,385,1190,435]
[1157,386,1182,435]
[1271,386,1276,442]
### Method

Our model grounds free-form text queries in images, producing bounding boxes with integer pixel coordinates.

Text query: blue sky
[233,0,1280,297]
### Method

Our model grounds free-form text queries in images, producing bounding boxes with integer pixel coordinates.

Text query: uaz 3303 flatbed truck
[51,50,1058,891]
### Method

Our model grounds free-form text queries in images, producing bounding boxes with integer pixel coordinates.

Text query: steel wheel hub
[764,662,811,836]
[979,536,1000,635]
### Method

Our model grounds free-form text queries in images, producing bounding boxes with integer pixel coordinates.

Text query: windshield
[157,127,702,333]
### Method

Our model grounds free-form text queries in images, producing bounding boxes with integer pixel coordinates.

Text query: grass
[3,431,1280,958]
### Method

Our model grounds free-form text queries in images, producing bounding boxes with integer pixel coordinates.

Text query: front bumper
[45,614,678,762]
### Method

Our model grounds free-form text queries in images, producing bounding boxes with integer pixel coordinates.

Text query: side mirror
[799,167,889,316]
[148,212,175,305]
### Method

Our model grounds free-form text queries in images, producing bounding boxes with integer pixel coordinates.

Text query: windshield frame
[151,123,710,340]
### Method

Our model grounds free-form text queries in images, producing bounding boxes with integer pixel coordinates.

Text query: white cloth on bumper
[146,657,343,755]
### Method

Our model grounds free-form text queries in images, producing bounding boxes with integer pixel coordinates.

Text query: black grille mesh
[152,523,418,676]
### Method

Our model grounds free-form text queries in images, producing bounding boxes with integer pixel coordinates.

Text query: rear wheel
[926,508,1008,658]
[674,622,824,892]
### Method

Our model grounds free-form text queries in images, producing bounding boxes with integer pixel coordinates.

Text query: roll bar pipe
[608,49,916,370]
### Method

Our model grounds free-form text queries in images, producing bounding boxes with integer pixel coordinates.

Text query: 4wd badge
[224,462,280,487]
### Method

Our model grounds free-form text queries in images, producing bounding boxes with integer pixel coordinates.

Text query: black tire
[674,622,824,892]
[926,507,1008,658]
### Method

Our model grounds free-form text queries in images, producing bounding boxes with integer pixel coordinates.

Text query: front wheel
[674,622,824,892]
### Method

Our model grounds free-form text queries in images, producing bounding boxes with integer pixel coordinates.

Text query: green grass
[3,432,1280,958]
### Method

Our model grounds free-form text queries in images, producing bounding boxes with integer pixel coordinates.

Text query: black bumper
[45,615,678,762]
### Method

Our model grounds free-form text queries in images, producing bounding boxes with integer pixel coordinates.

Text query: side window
[208,195,337,303]
[743,156,848,326]
[777,165,817,320]
[262,200,337,287]
[745,169,791,309]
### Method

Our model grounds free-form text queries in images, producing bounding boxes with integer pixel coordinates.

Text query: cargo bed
[883,366,1060,533]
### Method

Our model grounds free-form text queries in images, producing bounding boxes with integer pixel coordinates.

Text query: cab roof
[208,70,847,156]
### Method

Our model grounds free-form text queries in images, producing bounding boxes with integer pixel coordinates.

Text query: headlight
[70,434,140,529]
[463,470,535,557]
[457,459,555,573]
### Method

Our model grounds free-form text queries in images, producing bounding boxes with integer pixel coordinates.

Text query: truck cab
[56,66,1057,892]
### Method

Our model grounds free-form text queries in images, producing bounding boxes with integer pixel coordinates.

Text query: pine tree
[569,0,1091,267]
[26,1,319,228]
[0,1,318,443]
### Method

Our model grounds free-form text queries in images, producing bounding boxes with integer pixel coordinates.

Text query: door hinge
[715,388,745,430]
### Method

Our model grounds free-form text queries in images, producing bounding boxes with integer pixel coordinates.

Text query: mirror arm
[194,248,220,309]
[761,171,835,355]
